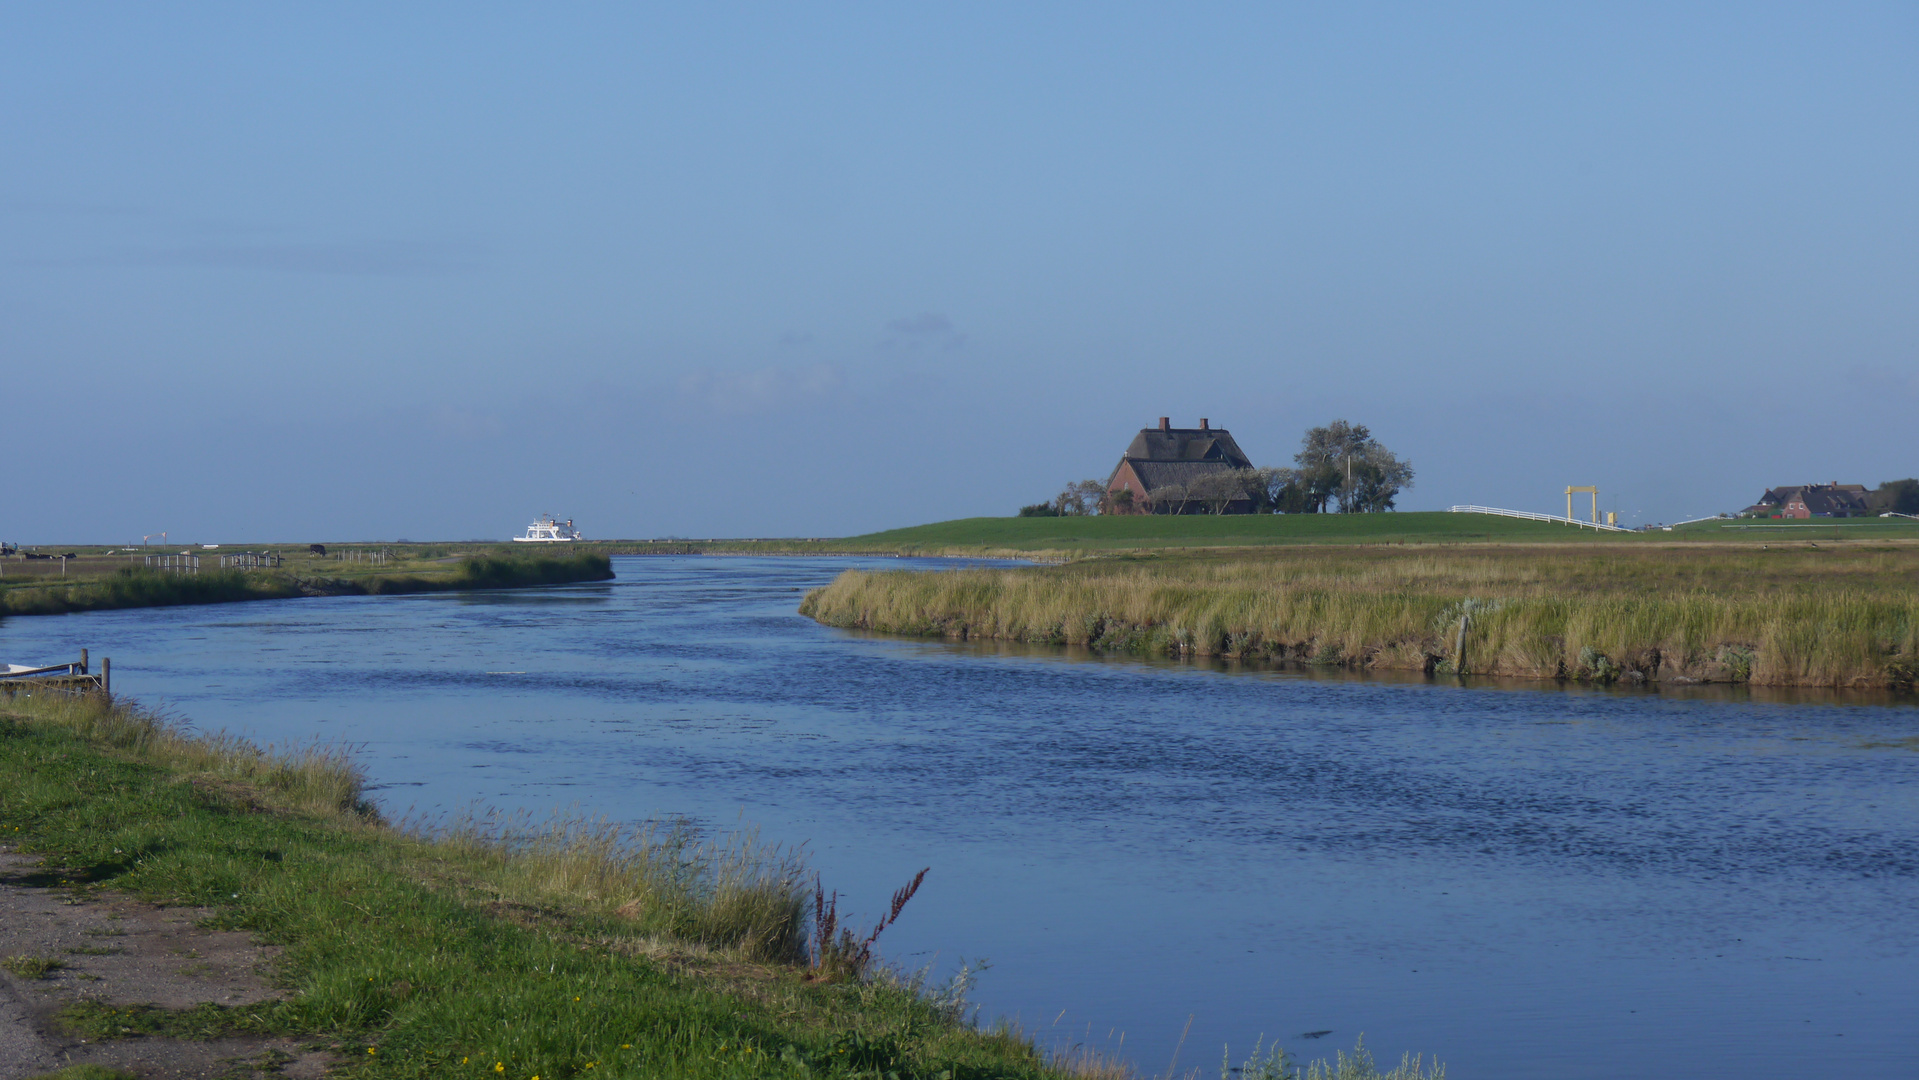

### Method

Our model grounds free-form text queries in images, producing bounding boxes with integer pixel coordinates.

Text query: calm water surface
[4,556,1916,1079]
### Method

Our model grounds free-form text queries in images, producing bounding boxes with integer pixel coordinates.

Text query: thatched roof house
[1744,483,1871,519]
[1104,417,1255,514]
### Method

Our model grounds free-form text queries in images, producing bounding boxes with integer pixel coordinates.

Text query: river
[3,555,1915,1078]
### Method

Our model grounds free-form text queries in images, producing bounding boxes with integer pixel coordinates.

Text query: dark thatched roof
[1123,427,1252,468]
[1126,459,1246,490]
[1757,484,1870,516]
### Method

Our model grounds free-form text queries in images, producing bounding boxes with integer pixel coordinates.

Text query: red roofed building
[1104,417,1256,514]
[1744,483,1870,519]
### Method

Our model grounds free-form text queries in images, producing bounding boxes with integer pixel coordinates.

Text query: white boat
[513,514,583,543]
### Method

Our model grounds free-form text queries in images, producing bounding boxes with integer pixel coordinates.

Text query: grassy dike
[0,552,615,618]
[621,513,1919,559]
[0,690,1061,1080]
[799,546,1919,691]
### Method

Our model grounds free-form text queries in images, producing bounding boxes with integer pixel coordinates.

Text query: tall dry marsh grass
[800,545,1919,689]
[419,809,811,962]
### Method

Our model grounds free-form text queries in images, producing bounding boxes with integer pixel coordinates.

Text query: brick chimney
[1199,418,1209,430]
[1158,416,1169,432]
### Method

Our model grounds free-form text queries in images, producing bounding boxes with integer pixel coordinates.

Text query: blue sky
[5,4,1915,542]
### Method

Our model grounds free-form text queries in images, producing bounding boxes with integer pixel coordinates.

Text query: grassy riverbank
[0,552,613,618]
[801,546,1919,690]
[0,691,1053,1079]
[0,691,1445,1080]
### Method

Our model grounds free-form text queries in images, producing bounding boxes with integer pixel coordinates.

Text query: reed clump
[800,545,1919,690]
[1229,1035,1445,1080]
[361,551,615,593]
[419,810,810,963]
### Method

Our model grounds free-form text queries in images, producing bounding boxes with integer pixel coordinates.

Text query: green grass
[0,691,1061,1080]
[630,512,1919,558]
[23,1067,140,1080]
[1670,517,1919,539]
[2,954,64,979]
[838,513,1622,552]
[650,513,1629,557]
[801,545,1919,690]
[0,553,614,618]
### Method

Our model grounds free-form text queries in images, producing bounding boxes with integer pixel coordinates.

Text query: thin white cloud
[881,312,966,352]
[675,363,847,415]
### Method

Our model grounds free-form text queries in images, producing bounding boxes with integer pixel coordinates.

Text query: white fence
[143,553,199,574]
[219,551,283,569]
[1447,505,1631,533]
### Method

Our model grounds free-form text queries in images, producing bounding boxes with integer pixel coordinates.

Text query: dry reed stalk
[811,866,930,979]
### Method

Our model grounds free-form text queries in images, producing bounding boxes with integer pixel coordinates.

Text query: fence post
[102,657,110,695]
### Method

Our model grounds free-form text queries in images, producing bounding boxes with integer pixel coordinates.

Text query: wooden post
[101,657,110,695]
[1454,613,1471,675]
[80,649,88,675]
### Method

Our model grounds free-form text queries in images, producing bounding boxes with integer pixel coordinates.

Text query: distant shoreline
[0,551,613,619]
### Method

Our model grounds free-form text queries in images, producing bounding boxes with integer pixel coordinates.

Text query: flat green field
[822,512,1919,553]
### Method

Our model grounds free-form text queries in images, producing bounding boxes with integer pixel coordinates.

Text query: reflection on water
[3,556,1916,1080]
[908,629,1919,708]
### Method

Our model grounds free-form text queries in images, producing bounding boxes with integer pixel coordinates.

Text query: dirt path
[0,849,336,1079]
